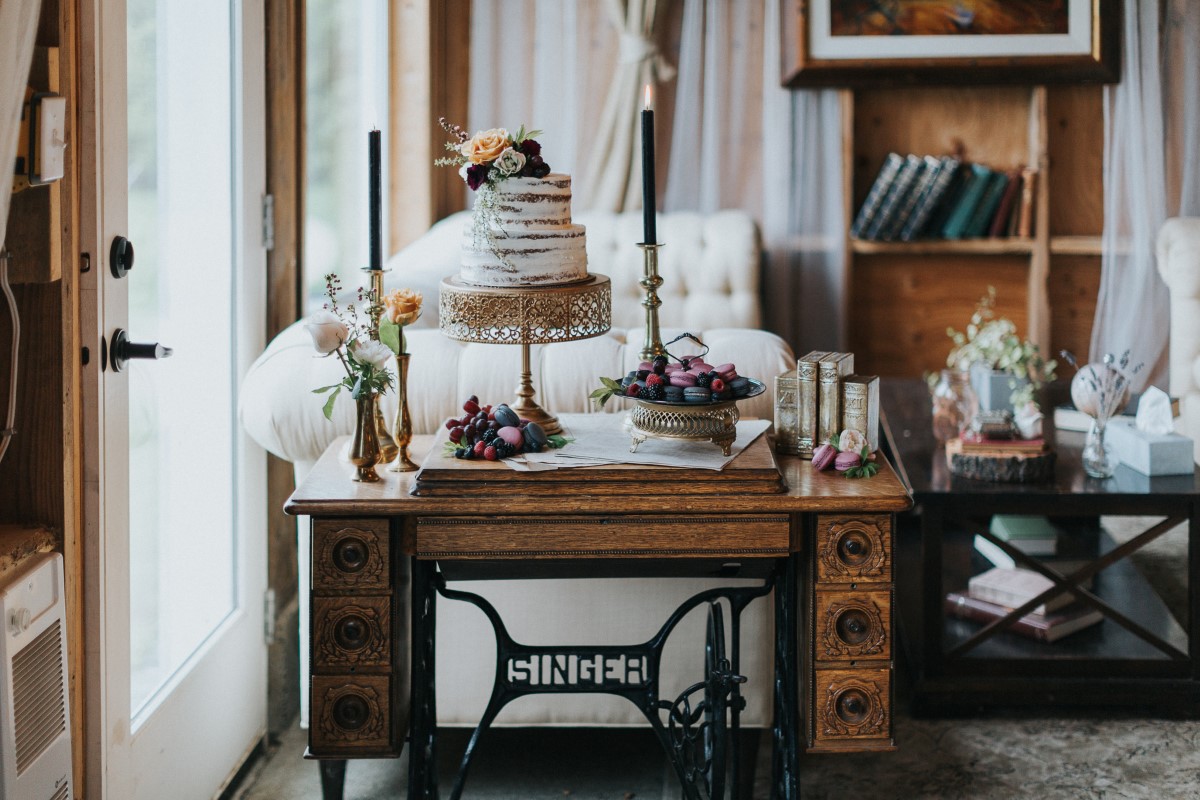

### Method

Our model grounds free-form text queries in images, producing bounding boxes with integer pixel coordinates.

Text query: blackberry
[695,371,713,388]
[638,383,666,401]
[482,428,499,443]
[494,441,516,459]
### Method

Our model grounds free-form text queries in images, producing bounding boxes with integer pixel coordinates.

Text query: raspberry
[710,378,726,393]
[473,440,487,456]
[484,445,498,461]
[626,383,641,396]
[646,373,665,387]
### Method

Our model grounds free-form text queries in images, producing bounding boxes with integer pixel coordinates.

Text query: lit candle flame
[644,84,652,111]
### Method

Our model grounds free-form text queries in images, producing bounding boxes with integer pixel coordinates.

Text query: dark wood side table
[286,432,911,799]
[881,378,1200,715]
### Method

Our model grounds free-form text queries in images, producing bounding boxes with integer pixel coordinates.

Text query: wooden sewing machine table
[286,432,911,799]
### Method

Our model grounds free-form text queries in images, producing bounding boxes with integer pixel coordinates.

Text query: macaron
[638,360,653,371]
[729,376,752,396]
[664,363,682,374]
[663,385,684,402]
[669,371,698,387]
[683,386,712,403]
[715,363,738,381]
[690,362,714,373]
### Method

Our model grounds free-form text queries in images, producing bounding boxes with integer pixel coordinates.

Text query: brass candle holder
[439,274,612,435]
[365,268,399,463]
[638,242,665,361]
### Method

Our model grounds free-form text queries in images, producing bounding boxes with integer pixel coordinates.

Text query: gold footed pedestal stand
[439,275,612,436]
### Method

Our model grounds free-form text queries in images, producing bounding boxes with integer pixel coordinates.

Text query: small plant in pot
[945,287,1056,433]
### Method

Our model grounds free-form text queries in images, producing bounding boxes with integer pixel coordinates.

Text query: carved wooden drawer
[415,515,791,558]
[310,675,393,754]
[815,515,891,584]
[313,518,390,591]
[812,668,891,746]
[313,596,391,671]
[814,589,891,662]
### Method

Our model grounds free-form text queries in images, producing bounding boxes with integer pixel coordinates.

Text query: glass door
[81,0,268,797]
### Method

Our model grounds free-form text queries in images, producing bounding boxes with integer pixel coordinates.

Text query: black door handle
[110,236,134,278]
[109,328,172,372]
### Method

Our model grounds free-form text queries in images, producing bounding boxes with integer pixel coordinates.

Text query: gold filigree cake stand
[439,274,612,436]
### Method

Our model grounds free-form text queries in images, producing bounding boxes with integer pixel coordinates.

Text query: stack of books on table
[946,565,1102,643]
[972,514,1059,568]
[850,152,1037,242]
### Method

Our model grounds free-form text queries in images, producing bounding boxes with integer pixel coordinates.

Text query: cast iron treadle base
[432,572,774,800]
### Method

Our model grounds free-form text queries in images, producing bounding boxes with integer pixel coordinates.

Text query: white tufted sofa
[1157,217,1200,462]
[241,210,794,729]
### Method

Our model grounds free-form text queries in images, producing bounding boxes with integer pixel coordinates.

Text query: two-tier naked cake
[460,173,589,287]
[437,122,589,287]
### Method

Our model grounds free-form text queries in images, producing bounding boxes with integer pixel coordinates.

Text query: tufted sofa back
[390,210,761,331]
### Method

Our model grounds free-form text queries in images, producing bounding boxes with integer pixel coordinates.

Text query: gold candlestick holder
[638,242,665,361]
[439,275,612,436]
[364,268,399,463]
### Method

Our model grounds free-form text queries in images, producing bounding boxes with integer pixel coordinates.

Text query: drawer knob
[333,693,371,731]
[836,689,871,724]
[334,614,371,651]
[333,537,369,574]
[836,609,872,644]
[836,531,872,566]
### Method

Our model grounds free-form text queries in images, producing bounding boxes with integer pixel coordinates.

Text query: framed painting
[782,0,1120,87]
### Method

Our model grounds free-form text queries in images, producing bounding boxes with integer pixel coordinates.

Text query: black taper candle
[641,85,657,245]
[368,129,382,270]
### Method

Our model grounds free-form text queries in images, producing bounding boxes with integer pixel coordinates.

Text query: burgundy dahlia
[518,138,542,157]
[465,163,491,190]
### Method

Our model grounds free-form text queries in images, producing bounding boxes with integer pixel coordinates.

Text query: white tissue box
[1105,417,1194,476]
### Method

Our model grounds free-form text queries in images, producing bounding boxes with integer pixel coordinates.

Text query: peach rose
[384,288,422,325]
[459,128,510,164]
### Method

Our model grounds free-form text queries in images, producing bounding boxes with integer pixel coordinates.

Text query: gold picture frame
[783,0,1120,87]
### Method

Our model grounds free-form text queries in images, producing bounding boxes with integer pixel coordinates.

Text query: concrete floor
[230,721,723,800]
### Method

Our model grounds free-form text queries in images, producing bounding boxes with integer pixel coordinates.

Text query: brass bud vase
[389,353,419,471]
[350,393,382,482]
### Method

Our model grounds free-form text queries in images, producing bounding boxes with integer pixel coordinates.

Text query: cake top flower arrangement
[435,119,551,191]
[306,275,423,419]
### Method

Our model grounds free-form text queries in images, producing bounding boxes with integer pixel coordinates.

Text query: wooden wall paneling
[849,255,1029,378]
[55,0,83,788]
[7,45,63,284]
[1048,255,1102,365]
[389,0,470,254]
[264,0,304,736]
[1046,85,1105,238]
[1027,87,1051,351]
[839,89,854,351]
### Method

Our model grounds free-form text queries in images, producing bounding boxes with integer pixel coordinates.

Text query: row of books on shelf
[851,152,1037,243]
[945,515,1103,644]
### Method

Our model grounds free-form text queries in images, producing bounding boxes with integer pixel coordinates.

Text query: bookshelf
[842,84,1105,378]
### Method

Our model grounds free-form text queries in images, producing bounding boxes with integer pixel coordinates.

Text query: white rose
[494,147,526,176]
[352,338,392,370]
[838,428,868,454]
[304,310,348,355]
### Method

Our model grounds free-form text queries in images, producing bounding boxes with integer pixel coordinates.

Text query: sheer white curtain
[469,0,620,208]
[0,0,43,250]
[1092,0,1200,390]
[664,0,844,350]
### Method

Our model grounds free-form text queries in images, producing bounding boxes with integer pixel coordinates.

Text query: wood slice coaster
[945,437,1056,483]
[413,431,786,497]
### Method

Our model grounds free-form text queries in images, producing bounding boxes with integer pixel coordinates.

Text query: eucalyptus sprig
[590,376,625,409]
